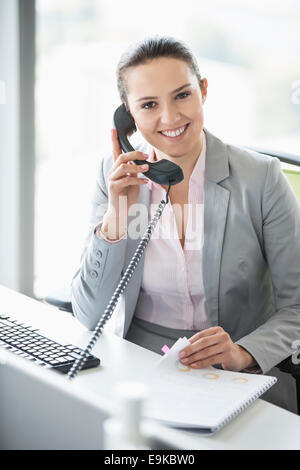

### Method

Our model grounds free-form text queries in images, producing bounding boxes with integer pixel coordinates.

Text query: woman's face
[125,57,207,161]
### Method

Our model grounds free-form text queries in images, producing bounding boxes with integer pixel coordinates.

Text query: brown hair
[116,35,204,110]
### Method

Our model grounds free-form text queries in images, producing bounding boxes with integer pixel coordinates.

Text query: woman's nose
[160,103,180,127]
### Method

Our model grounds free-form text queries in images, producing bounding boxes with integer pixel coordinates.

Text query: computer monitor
[0,348,112,450]
[0,348,203,450]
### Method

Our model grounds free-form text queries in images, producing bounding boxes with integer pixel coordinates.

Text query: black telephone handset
[113,104,184,186]
[67,105,184,380]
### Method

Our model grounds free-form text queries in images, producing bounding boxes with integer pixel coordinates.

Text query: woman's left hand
[178,326,257,372]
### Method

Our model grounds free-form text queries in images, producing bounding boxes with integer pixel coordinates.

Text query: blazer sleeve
[236,157,300,374]
[71,156,128,331]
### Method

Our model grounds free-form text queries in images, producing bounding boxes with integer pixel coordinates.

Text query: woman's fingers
[188,353,225,369]
[107,130,150,219]
[179,327,232,367]
[188,326,224,344]
[181,342,227,366]
[111,129,122,162]
[114,151,148,168]
[110,162,149,181]
[179,326,255,372]
[108,175,148,194]
[111,128,149,166]
[181,327,227,356]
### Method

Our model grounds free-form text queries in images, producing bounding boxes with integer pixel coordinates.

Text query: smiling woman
[124,57,207,171]
[117,38,207,167]
[71,36,300,414]
[34,1,300,302]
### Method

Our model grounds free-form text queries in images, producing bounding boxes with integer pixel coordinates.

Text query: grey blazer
[71,129,300,410]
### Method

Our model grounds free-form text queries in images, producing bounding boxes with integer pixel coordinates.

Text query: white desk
[1,285,300,450]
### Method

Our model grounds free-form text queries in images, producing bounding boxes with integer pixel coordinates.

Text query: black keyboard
[0,315,100,374]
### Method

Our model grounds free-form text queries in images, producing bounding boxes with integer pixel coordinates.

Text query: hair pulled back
[116,36,203,109]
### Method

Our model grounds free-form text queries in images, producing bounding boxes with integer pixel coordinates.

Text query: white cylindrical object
[103,381,150,450]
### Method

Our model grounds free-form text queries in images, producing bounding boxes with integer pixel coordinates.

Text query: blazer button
[90,270,98,279]
[94,261,101,268]
[95,249,102,258]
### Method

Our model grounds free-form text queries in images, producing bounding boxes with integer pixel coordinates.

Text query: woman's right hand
[101,129,149,240]
[107,129,149,214]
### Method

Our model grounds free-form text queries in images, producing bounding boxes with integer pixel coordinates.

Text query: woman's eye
[142,101,156,110]
[176,91,191,100]
[141,92,191,110]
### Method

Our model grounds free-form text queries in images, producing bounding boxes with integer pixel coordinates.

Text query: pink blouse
[134,131,209,330]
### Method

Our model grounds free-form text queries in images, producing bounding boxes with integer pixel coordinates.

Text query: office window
[35,0,300,297]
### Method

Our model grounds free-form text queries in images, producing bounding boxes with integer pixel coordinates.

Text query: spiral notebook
[144,337,277,434]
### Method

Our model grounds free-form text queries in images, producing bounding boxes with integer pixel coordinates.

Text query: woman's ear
[200,78,208,104]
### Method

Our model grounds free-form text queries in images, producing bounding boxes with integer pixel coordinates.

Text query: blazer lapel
[202,129,230,326]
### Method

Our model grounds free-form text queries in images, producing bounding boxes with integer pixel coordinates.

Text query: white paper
[144,337,277,429]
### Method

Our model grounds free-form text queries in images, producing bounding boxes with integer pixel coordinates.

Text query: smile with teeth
[160,124,189,138]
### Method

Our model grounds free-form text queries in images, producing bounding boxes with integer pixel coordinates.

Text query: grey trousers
[125,317,298,414]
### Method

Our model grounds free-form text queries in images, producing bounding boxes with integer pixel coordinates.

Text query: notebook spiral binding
[215,377,277,432]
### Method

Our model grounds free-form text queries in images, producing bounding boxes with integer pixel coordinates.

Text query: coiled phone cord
[67,184,171,380]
